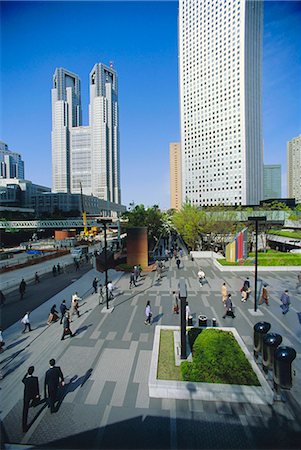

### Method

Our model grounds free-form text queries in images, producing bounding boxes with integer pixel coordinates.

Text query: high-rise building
[179,0,263,206]
[287,134,301,203]
[169,142,182,210]
[52,68,82,193]
[51,63,121,204]
[263,165,282,200]
[0,141,25,179]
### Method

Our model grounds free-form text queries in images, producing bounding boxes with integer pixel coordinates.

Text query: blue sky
[1,1,300,209]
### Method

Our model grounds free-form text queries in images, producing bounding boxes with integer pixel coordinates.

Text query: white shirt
[198,270,205,279]
[21,313,30,324]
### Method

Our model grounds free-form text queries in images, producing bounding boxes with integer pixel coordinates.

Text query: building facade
[179,0,263,206]
[263,165,281,200]
[51,64,121,204]
[287,134,301,203]
[0,141,25,179]
[52,68,82,193]
[169,142,182,210]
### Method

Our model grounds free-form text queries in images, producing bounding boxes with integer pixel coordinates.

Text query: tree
[172,204,206,250]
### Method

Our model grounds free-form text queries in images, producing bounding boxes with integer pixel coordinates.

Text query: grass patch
[158,329,260,386]
[181,329,260,385]
[157,330,182,381]
[269,229,301,240]
[219,250,301,266]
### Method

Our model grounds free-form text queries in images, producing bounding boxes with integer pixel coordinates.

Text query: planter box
[149,325,274,405]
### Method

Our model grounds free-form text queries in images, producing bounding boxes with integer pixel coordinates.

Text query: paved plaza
[1,251,301,449]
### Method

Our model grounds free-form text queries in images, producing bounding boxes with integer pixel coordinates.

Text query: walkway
[1,251,301,449]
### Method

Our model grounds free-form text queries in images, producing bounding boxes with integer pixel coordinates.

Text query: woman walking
[144,301,152,325]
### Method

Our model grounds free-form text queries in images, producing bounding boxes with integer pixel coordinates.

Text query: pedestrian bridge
[0,218,119,229]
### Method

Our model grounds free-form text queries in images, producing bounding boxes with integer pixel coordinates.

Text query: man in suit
[22,366,40,432]
[44,358,64,413]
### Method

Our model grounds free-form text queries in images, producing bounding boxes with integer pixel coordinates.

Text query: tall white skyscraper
[179,0,263,206]
[287,134,301,203]
[52,64,121,204]
[52,68,82,193]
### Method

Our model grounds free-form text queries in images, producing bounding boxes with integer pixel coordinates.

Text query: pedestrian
[297,272,301,291]
[144,300,152,325]
[59,300,68,324]
[47,304,59,325]
[34,272,40,284]
[107,281,114,300]
[134,265,139,282]
[172,290,179,314]
[243,277,251,293]
[92,277,98,294]
[57,263,61,275]
[222,294,235,319]
[52,265,57,277]
[129,271,136,289]
[0,329,5,352]
[259,284,269,306]
[198,268,205,286]
[21,312,32,333]
[44,358,64,413]
[179,248,183,258]
[70,295,80,320]
[156,261,162,280]
[19,278,26,300]
[0,290,6,307]
[22,366,40,432]
[99,283,104,304]
[240,287,249,303]
[176,257,181,269]
[221,282,228,305]
[185,302,191,323]
[280,290,290,315]
[61,313,74,340]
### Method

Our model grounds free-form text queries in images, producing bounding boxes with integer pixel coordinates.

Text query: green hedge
[181,329,260,385]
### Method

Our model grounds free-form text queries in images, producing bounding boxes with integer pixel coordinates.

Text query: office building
[51,64,121,204]
[0,141,25,179]
[179,0,263,206]
[287,134,301,203]
[169,142,182,210]
[263,165,281,200]
[52,68,82,193]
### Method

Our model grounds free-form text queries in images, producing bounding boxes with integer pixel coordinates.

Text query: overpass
[0,218,119,230]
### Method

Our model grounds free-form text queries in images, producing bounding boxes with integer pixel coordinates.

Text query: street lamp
[179,278,188,359]
[248,216,267,312]
[98,218,111,310]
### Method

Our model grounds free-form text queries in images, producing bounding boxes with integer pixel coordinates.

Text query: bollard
[253,322,271,359]
[198,315,207,327]
[262,333,282,374]
[273,346,297,390]
[188,316,193,326]
[212,318,217,327]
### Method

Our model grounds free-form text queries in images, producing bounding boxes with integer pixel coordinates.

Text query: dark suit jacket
[22,374,40,401]
[44,366,64,394]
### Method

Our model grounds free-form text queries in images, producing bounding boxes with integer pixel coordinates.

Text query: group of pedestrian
[129,265,141,288]
[22,358,64,432]
[52,263,62,277]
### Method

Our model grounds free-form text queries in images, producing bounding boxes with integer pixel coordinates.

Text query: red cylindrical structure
[127,227,148,269]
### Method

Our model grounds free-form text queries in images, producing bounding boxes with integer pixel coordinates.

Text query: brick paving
[1,248,301,449]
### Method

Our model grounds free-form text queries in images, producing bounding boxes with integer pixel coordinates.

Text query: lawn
[157,329,260,386]
[268,229,301,240]
[219,250,301,266]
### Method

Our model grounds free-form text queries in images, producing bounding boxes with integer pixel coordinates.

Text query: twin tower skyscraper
[51,63,121,204]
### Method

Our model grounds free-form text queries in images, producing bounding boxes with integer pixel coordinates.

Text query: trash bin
[262,333,282,373]
[273,346,297,390]
[198,315,207,327]
[188,316,193,326]
[253,322,271,358]
[212,317,217,327]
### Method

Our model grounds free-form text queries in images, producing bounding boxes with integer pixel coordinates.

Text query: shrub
[181,329,260,386]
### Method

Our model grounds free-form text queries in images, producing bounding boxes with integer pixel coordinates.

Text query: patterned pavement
[1,252,301,449]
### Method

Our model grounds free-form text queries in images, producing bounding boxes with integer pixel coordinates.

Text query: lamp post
[179,278,188,359]
[248,216,267,312]
[98,218,111,310]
